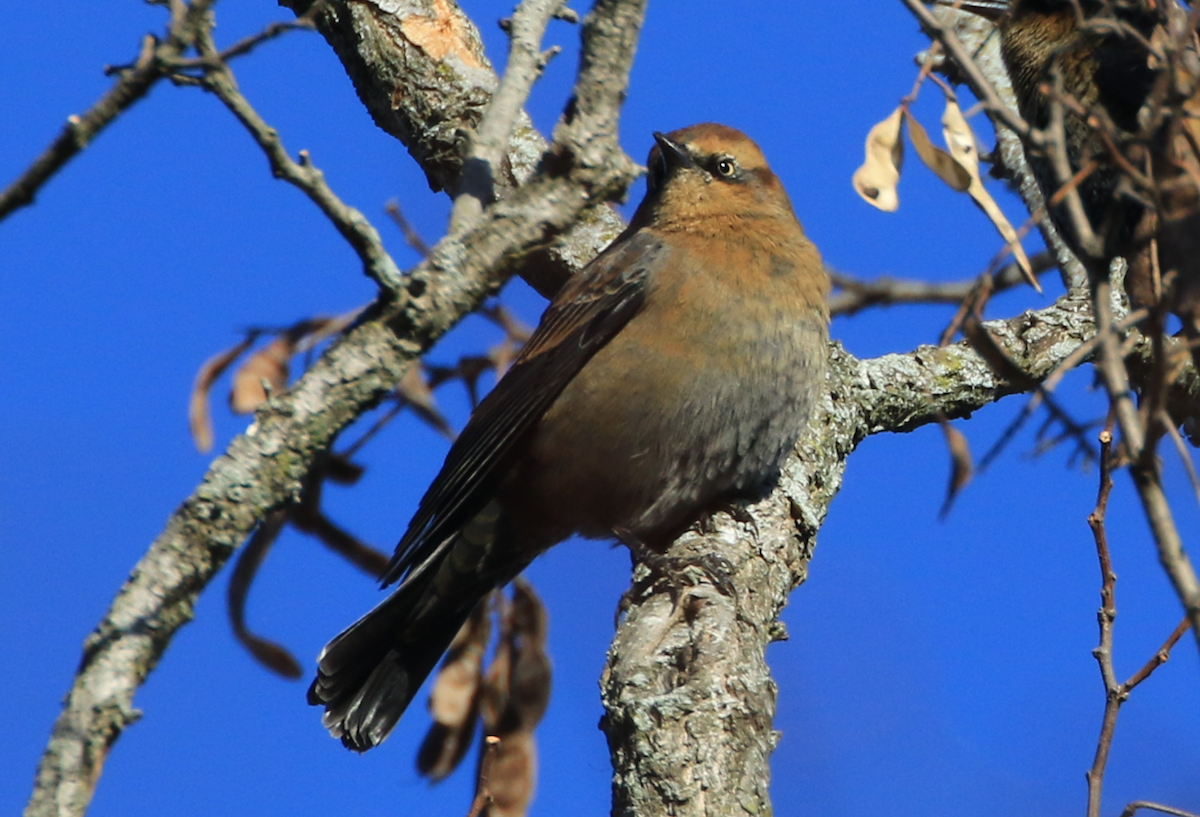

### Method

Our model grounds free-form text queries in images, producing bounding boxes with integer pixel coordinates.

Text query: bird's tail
[308,504,526,752]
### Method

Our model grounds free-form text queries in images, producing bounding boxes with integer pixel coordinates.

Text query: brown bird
[308,123,831,751]
[946,0,1200,338]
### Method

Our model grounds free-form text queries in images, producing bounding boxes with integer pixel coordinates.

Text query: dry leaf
[418,602,491,780]
[322,453,364,486]
[852,107,904,211]
[188,335,256,452]
[938,419,974,520]
[480,624,512,733]
[483,730,536,817]
[507,579,550,731]
[230,336,293,414]
[941,99,1038,291]
[906,110,972,193]
[227,510,302,678]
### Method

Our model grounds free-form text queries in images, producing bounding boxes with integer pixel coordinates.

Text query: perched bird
[946,0,1200,337]
[308,123,831,752]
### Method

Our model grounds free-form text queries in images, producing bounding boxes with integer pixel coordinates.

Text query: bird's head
[632,123,799,234]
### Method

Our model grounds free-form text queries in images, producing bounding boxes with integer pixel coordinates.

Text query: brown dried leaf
[941,99,1038,291]
[188,335,257,453]
[938,418,974,520]
[489,340,522,380]
[457,356,495,409]
[297,510,389,577]
[906,109,972,193]
[230,336,293,414]
[418,601,491,780]
[480,625,512,733]
[227,510,302,678]
[508,579,551,730]
[852,107,904,211]
[484,304,533,345]
[430,602,491,727]
[483,730,536,817]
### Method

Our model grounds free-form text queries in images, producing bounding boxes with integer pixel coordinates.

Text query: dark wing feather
[380,231,668,586]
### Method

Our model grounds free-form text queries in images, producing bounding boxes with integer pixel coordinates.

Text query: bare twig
[1159,412,1200,512]
[828,253,1054,317]
[450,0,570,230]
[1119,801,1200,817]
[191,29,404,292]
[1085,426,1194,817]
[385,199,432,257]
[1124,617,1191,693]
[168,0,326,68]
[898,0,1037,142]
[1091,273,1200,653]
[1086,427,1119,817]
[465,735,502,817]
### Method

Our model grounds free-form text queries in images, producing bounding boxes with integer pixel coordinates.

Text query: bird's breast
[504,237,828,550]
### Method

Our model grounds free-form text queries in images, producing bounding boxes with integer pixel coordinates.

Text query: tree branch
[278,0,628,299]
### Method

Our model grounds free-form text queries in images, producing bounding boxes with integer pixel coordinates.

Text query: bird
[307,123,831,752]
[944,0,1200,343]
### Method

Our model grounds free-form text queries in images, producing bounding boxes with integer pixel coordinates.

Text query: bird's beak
[652,132,695,172]
[932,0,1007,21]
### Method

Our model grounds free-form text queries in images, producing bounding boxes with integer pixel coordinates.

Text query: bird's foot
[696,500,759,539]
[616,527,737,604]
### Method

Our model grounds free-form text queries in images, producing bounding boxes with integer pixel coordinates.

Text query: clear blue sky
[3,2,1198,816]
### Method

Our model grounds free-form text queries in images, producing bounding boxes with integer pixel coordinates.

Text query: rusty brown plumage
[307,123,830,752]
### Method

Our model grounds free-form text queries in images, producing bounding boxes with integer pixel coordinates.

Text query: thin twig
[1086,426,1118,817]
[449,0,570,231]
[385,199,432,257]
[192,28,404,292]
[168,0,326,69]
[828,253,1054,318]
[1,29,164,220]
[1119,801,1200,817]
[1159,411,1200,512]
[1124,616,1191,692]
[465,736,502,817]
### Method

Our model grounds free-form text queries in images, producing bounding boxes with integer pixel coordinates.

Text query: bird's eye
[714,157,737,178]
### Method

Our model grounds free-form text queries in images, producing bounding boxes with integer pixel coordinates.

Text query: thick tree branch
[279,0,628,298]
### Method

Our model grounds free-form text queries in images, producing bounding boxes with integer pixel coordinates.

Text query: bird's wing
[380,230,667,586]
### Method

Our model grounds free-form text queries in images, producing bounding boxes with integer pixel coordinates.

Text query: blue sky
[3,2,1199,816]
